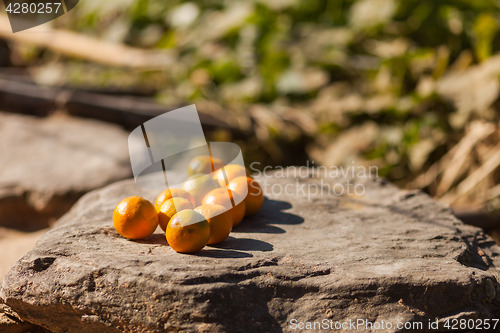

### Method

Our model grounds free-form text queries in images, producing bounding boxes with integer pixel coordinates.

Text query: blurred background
[0,0,499,235]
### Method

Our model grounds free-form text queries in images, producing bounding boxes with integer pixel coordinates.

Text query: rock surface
[0,227,48,278]
[1,170,500,332]
[0,228,49,332]
[0,112,131,230]
[0,304,49,333]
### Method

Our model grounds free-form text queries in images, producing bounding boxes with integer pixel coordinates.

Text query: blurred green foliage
[47,0,500,189]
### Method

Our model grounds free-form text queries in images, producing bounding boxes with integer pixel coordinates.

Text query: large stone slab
[1,170,500,332]
[0,112,131,230]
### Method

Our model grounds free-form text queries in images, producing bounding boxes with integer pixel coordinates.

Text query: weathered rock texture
[0,227,48,278]
[1,170,500,332]
[0,304,49,333]
[0,112,131,230]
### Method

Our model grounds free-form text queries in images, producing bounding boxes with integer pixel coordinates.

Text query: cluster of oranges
[112,156,264,253]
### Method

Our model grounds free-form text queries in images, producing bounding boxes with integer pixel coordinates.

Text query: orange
[194,204,233,245]
[228,176,264,216]
[182,173,219,205]
[202,188,245,227]
[154,188,195,212]
[187,155,224,177]
[166,209,210,253]
[113,196,158,240]
[214,164,248,187]
[158,197,193,231]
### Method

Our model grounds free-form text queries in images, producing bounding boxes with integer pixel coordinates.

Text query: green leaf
[473,13,498,61]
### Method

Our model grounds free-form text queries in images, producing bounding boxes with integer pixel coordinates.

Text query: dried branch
[441,143,500,205]
[436,121,495,196]
[0,15,175,69]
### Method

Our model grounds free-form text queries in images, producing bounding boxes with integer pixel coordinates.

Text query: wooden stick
[0,15,175,69]
[486,183,500,201]
[436,121,495,196]
[441,143,500,205]
[0,75,233,131]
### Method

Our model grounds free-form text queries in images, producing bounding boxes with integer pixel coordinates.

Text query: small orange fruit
[187,155,224,177]
[202,188,245,227]
[228,176,264,216]
[194,204,233,245]
[158,197,193,231]
[214,164,248,187]
[154,188,195,212]
[182,173,219,205]
[113,196,158,240]
[166,209,210,253]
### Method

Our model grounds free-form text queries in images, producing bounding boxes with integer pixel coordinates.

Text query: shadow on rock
[212,236,273,252]
[233,197,304,234]
[134,233,168,246]
[194,249,254,258]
